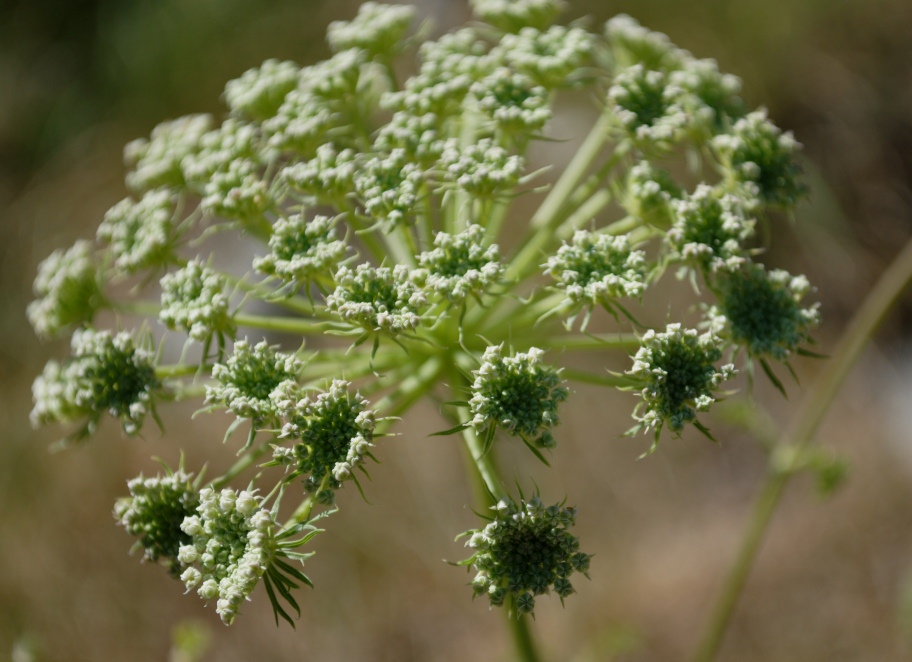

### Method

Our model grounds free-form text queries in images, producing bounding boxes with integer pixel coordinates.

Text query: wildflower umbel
[462,495,591,615]
[627,324,736,446]
[27,1,820,641]
[207,339,304,428]
[469,346,568,453]
[114,469,200,577]
[709,262,820,363]
[271,379,378,497]
[31,329,159,440]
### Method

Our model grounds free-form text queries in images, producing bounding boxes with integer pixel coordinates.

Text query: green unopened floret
[462,495,590,615]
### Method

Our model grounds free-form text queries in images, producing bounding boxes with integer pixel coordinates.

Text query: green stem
[691,235,912,662]
[210,443,272,490]
[233,313,325,336]
[543,333,641,350]
[507,596,544,662]
[562,368,631,388]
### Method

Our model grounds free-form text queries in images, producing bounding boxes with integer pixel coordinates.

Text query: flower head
[416,224,504,303]
[178,488,277,625]
[97,189,179,274]
[619,160,682,225]
[200,158,273,222]
[253,214,349,289]
[495,26,593,88]
[463,495,590,615]
[471,68,552,138]
[712,109,806,208]
[28,240,104,339]
[469,345,568,450]
[437,138,525,198]
[207,340,304,425]
[545,231,648,315]
[326,263,427,334]
[627,323,735,443]
[159,259,235,343]
[124,114,213,193]
[353,149,425,227]
[271,380,377,496]
[608,64,690,146]
[667,184,757,274]
[709,262,820,362]
[114,469,199,577]
[605,14,687,71]
[281,144,358,207]
[469,0,566,33]
[223,59,300,121]
[31,329,159,439]
[327,2,415,58]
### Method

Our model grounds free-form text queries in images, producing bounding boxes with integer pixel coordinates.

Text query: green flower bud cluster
[545,230,648,316]
[667,184,756,274]
[627,323,736,445]
[438,138,525,197]
[326,2,415,59]
[207,340,303,426]
[97,189,178,273]
[160,259,235,343]
[415,224,504,303]
[27,240,103,339]
[123,114,213,192]
[271,379,377,495]
[469,0,566,33]
[326,264,427,334]
[31,329,159,440]
[495,26,594,88]
[253,214,349,290]
[114,469,199,577]
[608,64,690,145]
[223,59,300,121]
[471,68,552,137]
[469,345,568,450]
[620,160,682,225]
[709,262,820,362]
[463,496,590,615]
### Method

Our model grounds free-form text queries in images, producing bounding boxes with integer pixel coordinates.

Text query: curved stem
[692,235,912,662]
[233,313,325,336]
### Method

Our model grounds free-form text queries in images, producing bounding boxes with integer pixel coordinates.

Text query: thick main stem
[692,235,912,662]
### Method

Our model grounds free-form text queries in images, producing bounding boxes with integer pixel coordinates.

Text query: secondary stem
[692,235,912,662]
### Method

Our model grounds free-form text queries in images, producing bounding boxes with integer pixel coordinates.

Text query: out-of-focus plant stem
[693,235,912,662]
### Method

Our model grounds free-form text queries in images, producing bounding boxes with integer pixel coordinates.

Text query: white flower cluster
[253,214,348,288]
[608,64,690,144]
[374,111,446,166]
[28,239,102,339]
[546,231,648,307]
[280,144,357,205]
[416,224,504,303]
[385,28,491,117]
[620,160,682,224]
[223,59,300,120]
[272,379,376,491]
[31,329,158,438]
[627,323,735,440]
[97,189,177,273]
[495,25,593,88]
[207,339,304,423]
[159,259,235,342]
[353,149,424,226]
[605,14,687,71]
[469,0,566,33]
[200,158,272,221]
[469,345,568,449]
[712,109,806,207]
[181,118,261,187]
[438,138,525,197]
[178,487,276,625]
[327,264,426,334]
[263,88,342,157]
[471,68,552,136]
[326,1,415,58]
[667,184,756,274]
[124,114,213,192]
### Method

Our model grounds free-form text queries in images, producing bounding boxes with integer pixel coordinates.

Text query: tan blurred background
[2,1,912,660]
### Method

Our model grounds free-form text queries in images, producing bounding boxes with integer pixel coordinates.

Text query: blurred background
[2,0,912,660]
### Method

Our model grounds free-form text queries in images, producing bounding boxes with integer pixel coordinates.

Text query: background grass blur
[2,1,912,660]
